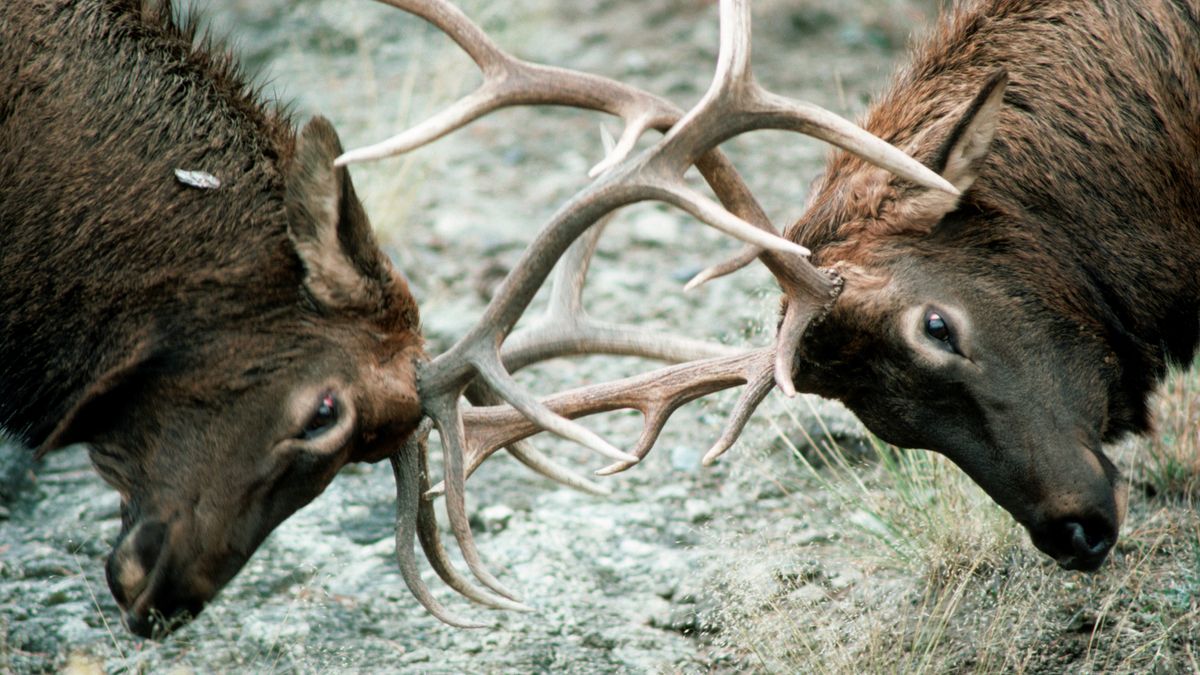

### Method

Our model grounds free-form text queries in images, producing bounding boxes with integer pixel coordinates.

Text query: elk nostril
[1064,519,1114,559]
[106,520,169,608]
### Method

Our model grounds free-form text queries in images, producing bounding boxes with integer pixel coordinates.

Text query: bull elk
[1,0,948,636]
[348,0,1200,586]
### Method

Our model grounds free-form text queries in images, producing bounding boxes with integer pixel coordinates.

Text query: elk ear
[898,70,1008,229]
[37,339,157,457]
[934,69,1008,192]
[286,117,394,314]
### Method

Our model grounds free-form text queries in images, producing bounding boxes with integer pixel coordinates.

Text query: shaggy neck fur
[0,0,302,443]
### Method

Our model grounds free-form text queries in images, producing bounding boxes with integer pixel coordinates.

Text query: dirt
[0,0,945,672]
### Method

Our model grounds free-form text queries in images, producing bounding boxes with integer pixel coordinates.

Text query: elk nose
[1046,517,1116,571]
[106,519,204,638]
[106,520,167,610]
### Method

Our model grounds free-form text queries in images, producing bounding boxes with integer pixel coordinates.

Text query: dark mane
[104,0,295,155]
[0,0,308,443]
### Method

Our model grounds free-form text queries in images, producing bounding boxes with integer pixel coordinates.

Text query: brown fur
[787,0,1199,568]
[1,0,423,636]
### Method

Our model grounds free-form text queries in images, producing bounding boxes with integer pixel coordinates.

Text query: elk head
[785,70,1127,569]
[38,118,425,637]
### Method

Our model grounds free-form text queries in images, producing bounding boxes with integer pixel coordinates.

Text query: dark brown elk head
[786,70,1129,570]
[36,119,424,636]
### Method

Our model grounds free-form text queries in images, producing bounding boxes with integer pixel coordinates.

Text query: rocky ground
[5,1,1197,673]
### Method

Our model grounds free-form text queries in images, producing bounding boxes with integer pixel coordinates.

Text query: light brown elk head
[786,71,1128,570]
[778,0,1200,568]
[771,0,1200,564]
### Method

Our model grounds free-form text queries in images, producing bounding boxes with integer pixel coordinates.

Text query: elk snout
[106,519,211,638]
[1027,512,1118,571]
[1025,453,1125,571]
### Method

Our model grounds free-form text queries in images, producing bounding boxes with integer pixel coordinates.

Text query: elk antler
[343,0,953,623]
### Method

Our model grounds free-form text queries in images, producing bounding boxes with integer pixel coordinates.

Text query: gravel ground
[0,1,936,671]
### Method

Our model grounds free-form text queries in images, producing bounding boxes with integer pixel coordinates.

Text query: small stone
[621,50,649,74]
[649,604,701,634]
[627,208,680,247]
[62,652,105,675]
[828,568,863,591]
[476,504,515,533]
[684,499,713,524]
[653,484,689,501]
[618,539,656,558]
[401,648,431,664]
[582,631,617,649]
[793,528,834,546]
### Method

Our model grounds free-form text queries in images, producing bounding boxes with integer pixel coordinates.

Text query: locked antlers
[342,0,953,624]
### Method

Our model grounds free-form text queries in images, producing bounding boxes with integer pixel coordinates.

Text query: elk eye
[300,391,338,439]
[925,311,952,344]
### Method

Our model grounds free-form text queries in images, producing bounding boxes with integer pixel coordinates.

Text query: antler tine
[498,439,612,496]
[422,393,610,498]
[458,348,774,478]
[336,0,679,168]
[410,428,533,612]
[501,214,742,371]
[683,244,759,291]
[702,358,775,465]
[424,394,523,601]
[391,424,486,627]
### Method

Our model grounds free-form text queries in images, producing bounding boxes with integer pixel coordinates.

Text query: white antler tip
[774,370,798,398]
[682,273,709,293]
[594,461,635,476]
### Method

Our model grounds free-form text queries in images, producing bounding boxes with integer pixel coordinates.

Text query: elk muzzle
[1017,449,1127,571]
[105,517,244,638]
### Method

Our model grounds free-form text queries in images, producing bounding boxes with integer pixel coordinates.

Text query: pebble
[684,498,714,523]
[476,504,515,533]
[670,445,703,472]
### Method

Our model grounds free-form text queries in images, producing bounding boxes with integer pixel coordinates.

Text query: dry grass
[709,365,1200,673]
[1137,364,1200,502]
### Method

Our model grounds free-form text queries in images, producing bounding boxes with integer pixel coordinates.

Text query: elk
[776,0,1200,570]
[0,0,947,636]
[349,0,1200,581]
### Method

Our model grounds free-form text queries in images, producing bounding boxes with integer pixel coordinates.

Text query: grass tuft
[1137,363,1200,502]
